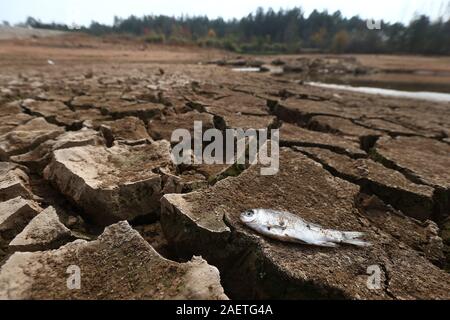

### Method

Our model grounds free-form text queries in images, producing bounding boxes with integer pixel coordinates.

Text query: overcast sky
[1,0,449,26]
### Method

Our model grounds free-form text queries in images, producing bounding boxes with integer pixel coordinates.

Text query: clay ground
[0,32,450,300]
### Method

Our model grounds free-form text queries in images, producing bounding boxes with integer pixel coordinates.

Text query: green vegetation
[23,7,450,55]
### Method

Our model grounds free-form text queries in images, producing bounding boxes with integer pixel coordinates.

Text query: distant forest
[21,7,450,55]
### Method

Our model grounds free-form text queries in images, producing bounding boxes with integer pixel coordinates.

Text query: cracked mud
[0,34,449,300]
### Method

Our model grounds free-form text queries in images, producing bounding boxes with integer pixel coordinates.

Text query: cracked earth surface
[0,34,449,299]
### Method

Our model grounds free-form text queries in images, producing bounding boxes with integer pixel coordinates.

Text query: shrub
[144,33,165,44]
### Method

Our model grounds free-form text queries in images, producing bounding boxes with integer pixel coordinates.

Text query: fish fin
[312,241,340,248]
[304,222,324,231]
[343,239,372,247]
[266,224,287,231]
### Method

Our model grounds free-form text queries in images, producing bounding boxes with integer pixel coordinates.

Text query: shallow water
[231,67,261,72]
[306,82,450,103]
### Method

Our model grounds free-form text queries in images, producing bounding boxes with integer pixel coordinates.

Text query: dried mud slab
[9,206,73,252]
[120,90,162,103]
[185,89,275,128]
[0,197,42,241]
[280,123,366,157]
[176,171,209,192]
[386,114,450,139]
[10,128,104,173]
[22,99,81,129]
[0,162,34,201]
[209,93,270,116]
[35,91,72,104]
[188,102,276,131]
[356,193,444,265]
[0,102,34,135]
[148,111,215,141]
[374,136,450,217]
[273,99,358,124]
[374,136,450,188]
[161,148,450,299]
[175,163,236,191]
[213,112,277,131]
[354,118,418,136]
[74,108,111,125]
[70,95,104,109]
[308,115,382,143]
[44,141,174,225]
[0,117,64,159]
[99,116,150,146]
[101,101,165,121]
[0,221,228,300]
[0,101,24,115]
[297,147,435,220]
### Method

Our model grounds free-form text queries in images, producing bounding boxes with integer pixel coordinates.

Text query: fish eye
[245,210,255,216]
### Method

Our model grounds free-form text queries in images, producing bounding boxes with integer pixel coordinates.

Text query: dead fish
[240,209,371,248]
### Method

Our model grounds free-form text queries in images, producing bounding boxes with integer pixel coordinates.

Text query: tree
[21,8,450,55]
[26,17,39,27]
[331,30,350,53]
[311,27,327,48]
[208,28,217,38]
[406,15,431,53]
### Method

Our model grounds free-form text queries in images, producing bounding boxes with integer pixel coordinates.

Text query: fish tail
[338,231,371,247]
[342,231,365,240]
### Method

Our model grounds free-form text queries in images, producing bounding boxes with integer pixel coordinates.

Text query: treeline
[23,7,450,55]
